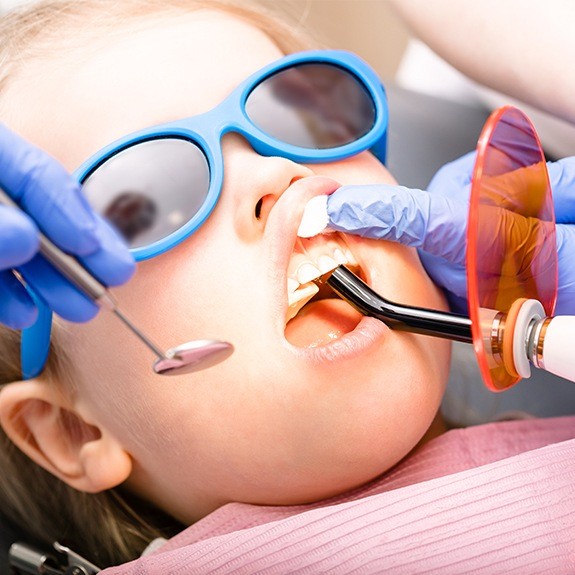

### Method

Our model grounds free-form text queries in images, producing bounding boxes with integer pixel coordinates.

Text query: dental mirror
[152,340,234,375]
[0,185,234,376]
[42,241,235,376]
[111,306,233,375]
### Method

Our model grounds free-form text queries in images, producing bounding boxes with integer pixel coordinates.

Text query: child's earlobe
[0,381,132,493]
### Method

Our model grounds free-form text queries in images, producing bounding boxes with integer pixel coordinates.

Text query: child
[0,1,573,572]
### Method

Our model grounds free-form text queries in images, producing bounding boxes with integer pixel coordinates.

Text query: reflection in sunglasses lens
[246,63,376,149]
[104,192,157,243]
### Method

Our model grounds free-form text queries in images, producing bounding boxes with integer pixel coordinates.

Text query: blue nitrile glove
[0,123,136,329]
[327,152,575,315]
[544,157,575,315]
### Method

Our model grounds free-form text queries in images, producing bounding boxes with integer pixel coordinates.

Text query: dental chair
[2,84,575,574]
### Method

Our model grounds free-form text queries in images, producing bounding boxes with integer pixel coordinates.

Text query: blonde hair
[0,0,315,567]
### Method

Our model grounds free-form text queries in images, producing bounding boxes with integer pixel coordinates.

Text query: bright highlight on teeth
[297,195,329,238]
[286,235,358,323]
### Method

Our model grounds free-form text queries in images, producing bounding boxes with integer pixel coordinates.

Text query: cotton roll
[297,195,329,238]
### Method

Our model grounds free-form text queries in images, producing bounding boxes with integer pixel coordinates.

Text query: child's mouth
[284,234,363,347]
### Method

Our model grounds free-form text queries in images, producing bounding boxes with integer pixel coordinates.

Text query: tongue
[285,299,363,347]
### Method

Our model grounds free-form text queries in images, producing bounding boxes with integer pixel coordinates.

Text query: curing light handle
[534,315,575,383]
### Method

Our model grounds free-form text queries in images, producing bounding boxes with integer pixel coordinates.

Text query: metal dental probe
[0,186,233,375]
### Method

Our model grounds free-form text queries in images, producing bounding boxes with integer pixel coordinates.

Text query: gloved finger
[18,254,99,323]
[78,214,136,286]
[427,151,477,198]
[0,123,99,255]
[546,157,575,224]
[327,183,469,266]
[2,212,134,324]
[0,205,39,269]
[0,270,38,329]
[555,223,575,315]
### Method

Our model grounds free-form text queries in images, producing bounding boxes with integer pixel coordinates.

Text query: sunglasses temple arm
[325,265,473,344]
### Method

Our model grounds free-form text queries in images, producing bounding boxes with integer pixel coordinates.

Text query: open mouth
[285,233,364,347]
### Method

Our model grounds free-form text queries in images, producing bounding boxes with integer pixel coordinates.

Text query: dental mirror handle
[29,212,183,361]
[33,225,169,357]
[326,265,473,343]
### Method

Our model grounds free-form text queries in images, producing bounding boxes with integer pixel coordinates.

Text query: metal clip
[9,541,101,574]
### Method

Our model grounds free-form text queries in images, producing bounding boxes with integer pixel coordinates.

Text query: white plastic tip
[297,195,329,238]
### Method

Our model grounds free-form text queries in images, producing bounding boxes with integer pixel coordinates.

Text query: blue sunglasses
[21,49,388,379]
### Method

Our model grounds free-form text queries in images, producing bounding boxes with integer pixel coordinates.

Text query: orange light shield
[467,106,557,391]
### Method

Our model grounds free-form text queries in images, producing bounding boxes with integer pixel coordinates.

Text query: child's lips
[263,176,341,252]
[285,297,363,348]
[284,236,368,348]
[284,242,393,359]
[266,176,378,348]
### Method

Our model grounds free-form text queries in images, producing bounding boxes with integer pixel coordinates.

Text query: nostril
[254,194,276,222]
[255,198,263,220]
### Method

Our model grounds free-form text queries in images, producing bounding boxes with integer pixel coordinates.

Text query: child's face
[6,10,450,521]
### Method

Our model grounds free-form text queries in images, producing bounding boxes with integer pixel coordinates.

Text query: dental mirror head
[153,339,234,375]
[110,308,234,376]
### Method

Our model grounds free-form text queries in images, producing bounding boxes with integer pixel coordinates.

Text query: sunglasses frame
[21,49,388,379]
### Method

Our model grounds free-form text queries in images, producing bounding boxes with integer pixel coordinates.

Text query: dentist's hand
[327,152,575,315]
[0,123,136,329]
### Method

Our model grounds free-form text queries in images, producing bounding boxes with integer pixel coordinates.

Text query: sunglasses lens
[82,139,209,249]
[245,62,376,149]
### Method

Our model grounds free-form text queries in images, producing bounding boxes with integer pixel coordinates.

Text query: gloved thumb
[327,183,469,266]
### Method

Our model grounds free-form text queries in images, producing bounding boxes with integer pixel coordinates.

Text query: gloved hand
[327,152,575,315]
[0,123,136,329]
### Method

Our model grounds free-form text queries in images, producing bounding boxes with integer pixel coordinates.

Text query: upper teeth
[286,236,358,322]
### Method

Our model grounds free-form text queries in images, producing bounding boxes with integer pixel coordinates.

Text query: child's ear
[0,380,132,493]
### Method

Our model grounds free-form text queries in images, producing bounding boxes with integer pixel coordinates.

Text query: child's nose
[221,134,314,242]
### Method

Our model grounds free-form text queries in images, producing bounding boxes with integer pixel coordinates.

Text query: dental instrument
[325,265,472,343]
[0,186,233,376]
[326,265,575,389]
[317,106,575,391]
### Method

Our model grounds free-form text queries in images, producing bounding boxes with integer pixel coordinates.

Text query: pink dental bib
[103,416,575,574]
